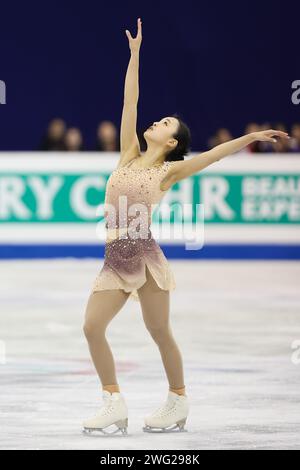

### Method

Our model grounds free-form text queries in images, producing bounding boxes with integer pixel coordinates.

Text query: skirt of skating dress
[91,231,176,302]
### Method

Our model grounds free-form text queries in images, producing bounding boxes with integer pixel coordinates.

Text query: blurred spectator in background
[207,128,233,149]
[245,122,295,154]
[271,123,291,153]
[64,127,84,151]
[38,118,299,154]
[289,123,300,152]
[95,120,120,151]
[244,122,262,153]
[39,118,66,150]
[243,122,276,153]
[256,122,274,153]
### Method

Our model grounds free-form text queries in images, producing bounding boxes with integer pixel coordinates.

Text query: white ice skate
[82,390,128,436]
[143,391,189,433]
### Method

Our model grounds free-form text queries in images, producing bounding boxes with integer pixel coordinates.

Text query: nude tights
[83,265,186,396]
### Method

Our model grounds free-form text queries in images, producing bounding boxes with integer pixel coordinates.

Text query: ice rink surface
[1,259,299,450]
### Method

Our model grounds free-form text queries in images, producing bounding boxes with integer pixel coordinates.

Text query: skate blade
[143,418,187,433]
[82,418,128,436]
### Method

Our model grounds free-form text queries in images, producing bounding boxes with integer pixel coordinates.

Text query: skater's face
[144,116,179,152]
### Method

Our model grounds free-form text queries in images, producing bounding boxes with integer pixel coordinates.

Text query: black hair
[164,113,192,162]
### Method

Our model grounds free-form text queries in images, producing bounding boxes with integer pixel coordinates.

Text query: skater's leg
[83,289,130,390]
[137,266,185,393]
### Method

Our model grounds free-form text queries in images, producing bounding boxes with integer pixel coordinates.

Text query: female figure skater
[82,18,289,436]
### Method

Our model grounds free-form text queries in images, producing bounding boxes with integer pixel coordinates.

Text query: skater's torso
[104,157,174,242]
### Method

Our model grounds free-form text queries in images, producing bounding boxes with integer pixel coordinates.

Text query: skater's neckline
[125,156,167,170]
[126,163,166,170]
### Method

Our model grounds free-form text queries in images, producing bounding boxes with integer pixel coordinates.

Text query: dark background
[0,0,299,151]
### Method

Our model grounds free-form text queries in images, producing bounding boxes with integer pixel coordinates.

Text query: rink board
[0,152,299,259]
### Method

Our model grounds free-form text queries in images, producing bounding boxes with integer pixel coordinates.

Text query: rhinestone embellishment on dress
[92,158,177,302]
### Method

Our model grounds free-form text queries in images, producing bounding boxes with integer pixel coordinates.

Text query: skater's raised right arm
[118,18,143,167]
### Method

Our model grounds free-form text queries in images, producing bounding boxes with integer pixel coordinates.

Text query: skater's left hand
[252,129,290,143]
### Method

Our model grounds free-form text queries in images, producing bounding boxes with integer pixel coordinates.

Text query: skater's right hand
[125,18,142,54]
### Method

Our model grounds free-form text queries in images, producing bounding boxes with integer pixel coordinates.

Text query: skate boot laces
[95,391,123,418]
[151,394,182,418]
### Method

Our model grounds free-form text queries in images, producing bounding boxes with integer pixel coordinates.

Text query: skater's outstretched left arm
[160,129,290,190]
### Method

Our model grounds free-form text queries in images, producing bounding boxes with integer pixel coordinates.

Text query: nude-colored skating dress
[91,156,177,302]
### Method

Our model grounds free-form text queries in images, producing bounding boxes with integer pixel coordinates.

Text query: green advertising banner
[0,172,299,224]
[0,154,299,252]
